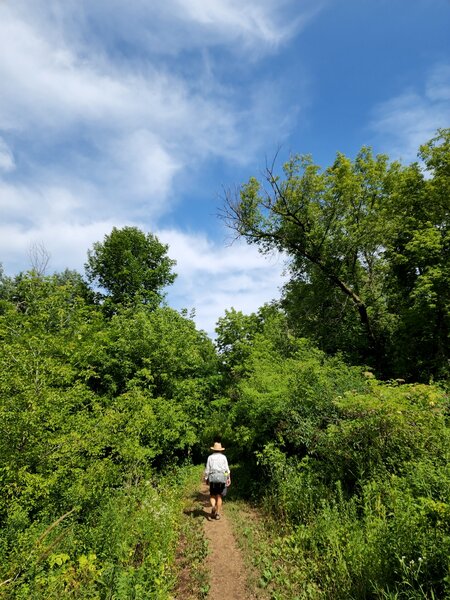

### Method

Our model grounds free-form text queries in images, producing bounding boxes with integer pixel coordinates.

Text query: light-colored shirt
[204,452,230,480]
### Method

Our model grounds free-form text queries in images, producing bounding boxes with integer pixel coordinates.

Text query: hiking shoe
[215,513,221,520]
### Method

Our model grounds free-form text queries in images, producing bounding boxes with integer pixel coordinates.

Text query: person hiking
[204,442,231,520]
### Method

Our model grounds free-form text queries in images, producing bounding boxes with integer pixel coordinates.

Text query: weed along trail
[200,481,257,600]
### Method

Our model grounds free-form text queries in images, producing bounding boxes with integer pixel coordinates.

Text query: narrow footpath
[199,481,258,600]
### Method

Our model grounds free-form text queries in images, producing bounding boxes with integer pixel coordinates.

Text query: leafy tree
[382,130,450,380]
[215,304,298,384]
[85,226,176,308]
[0,263,219,595]
[223,130,450,380]
[281,270,368,365]
[0,268,94,314]
[215,308,262,379]
[223,149,395,369]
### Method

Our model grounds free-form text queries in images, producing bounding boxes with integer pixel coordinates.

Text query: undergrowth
[0,465,201,599]
[172,466,210,599]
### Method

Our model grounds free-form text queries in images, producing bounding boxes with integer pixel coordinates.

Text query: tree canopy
[223,129,450,381]
[85,226,177,309]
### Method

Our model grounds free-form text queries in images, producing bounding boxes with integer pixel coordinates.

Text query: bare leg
[210,495,216,516]
[216,494,223,516]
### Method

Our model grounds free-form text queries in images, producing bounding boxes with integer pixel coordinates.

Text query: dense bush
[1,467,201,599]
[0,271,218,597]
[218,309,450,598]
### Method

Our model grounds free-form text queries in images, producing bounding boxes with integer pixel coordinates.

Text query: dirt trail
[199,482,258,600]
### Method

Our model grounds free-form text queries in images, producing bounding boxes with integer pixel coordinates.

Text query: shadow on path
[183,489,212,520]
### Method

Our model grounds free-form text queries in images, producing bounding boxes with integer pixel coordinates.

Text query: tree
[85,226,177,309]
[223,148,395,369]
[215,304,298,381]
[215,308,262,378]
[222,130,450,380]
[382,129,450,380]
[281,271,369,365]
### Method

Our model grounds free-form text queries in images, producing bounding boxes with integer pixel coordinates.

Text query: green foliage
[1,467,201,599]
[218,302,450,598]
[226,325,366,458]
[0,265,218,597]
[381,130,450,381]
[225,129,450,381]
[85,226,177,309]
[174,465,210,599]
[215,307,262,378]
[315,383,448,488]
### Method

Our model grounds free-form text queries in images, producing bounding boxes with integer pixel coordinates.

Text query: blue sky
[1,0,449,336]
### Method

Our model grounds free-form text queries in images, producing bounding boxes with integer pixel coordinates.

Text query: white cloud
[41,0,317,57]
[4,0,320,79]
[173,0,299,47]
[0,0,305,219]
[103,131,181,206]
[370,64,450,162]
[0,138,15,172]
[160,229,288,335]
[0,1,311,336]
[0,7,241,147]
[0,218,123,276]
[0,180,85,225]
[426,64,450,102]
[0,8,125,131]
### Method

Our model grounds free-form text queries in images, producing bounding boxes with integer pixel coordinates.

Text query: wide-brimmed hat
[210,442,225,451]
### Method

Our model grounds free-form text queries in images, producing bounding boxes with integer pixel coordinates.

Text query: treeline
[0,130,448,598]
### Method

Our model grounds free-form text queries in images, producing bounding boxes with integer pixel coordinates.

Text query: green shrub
[0,466,200,599]
[315,382,449,490]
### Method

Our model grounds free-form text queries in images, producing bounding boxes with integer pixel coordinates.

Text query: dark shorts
[209,482,226,496]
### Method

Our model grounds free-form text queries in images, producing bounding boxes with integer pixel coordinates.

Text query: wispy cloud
[160,229,287,336]
[0,138,15,173]
[0,0,309,219]
[39,0,317,58]
[370,64,450,162]
[0,0,309,332]
[171,0,310,49]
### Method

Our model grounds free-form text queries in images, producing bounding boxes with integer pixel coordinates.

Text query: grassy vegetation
[172,466,210,600]
[0,466,205,599]
[227,462,450,600]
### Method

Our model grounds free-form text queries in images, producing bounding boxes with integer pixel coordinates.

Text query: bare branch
[28,241,50,276]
